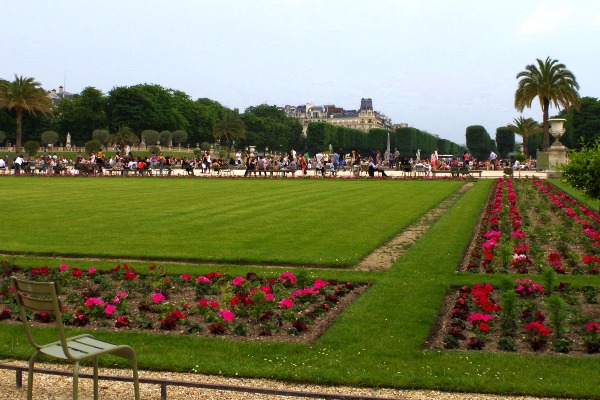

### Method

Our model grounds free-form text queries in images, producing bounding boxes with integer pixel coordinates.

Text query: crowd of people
[1,147,537,177]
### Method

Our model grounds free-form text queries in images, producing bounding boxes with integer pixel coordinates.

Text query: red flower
[478,322,491,332]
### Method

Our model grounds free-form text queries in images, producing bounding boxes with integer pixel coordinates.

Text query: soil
[356,182,474,271]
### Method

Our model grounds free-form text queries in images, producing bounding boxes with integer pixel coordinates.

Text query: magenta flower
[152,292,166,303]
[180,274,191,281]
[467,312,493,323]
[232,276,245,286]
[586,322,600,332]
[218,309,235,322]
[88,268,97,274]
[259,285,271,293]
[85,297,104,307]
[279,298,293,308]
[104,305,116,316]
[278,271,297,285]
[313,279,329,289]
[59,264,68,272]
[196,276,211,284]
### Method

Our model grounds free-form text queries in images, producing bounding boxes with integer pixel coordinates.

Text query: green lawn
[2,177,600,398]
[0,177,463,266]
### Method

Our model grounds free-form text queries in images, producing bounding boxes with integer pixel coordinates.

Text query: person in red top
[463,151,470,168]
[136,158,146,175]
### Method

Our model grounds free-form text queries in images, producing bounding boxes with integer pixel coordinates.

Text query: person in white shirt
[489,151,497,170]
[235,151,242,165]
[14,155,24,174]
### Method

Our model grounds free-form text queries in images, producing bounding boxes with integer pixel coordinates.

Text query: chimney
[59,86,64,94]
[51,89,57,96]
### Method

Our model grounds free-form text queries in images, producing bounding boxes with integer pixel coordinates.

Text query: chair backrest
[415,165,424,172]
[10,277,70,355]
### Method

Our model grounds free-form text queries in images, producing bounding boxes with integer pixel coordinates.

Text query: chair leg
[27,352,40,400]
[93,357,99,400]
[131,357,140,400]
[73,361,80,400]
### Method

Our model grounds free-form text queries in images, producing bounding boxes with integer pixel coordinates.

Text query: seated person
[368,157,388,177]
[181,158,194,175]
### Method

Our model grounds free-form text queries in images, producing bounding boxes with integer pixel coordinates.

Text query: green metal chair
[11,277,140,400]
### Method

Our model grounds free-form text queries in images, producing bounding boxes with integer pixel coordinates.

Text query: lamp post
[547,118,568,177]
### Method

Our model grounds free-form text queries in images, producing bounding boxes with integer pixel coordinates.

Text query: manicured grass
[2,177,600,398]
[549,178,600,211]
[0,177,462,266]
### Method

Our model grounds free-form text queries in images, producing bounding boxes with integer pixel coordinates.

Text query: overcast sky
[2,0,599,145]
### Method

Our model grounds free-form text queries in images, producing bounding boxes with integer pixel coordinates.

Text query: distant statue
[66,133,72,148]
[416,149,421,161]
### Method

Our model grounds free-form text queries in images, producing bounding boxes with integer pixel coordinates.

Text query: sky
[2,0,600,145]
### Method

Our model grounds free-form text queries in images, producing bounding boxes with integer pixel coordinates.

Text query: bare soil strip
[356,182,475,271]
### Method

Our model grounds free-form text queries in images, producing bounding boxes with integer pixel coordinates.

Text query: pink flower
[278,272,296,285]
[88,268,97,274]
[85,297,104,307]
[152,293,166,303]
[586,322,600,332]
[265,293,275,301]
[59,264,68,272]
[104,305,116,316]
[117,291,128,298]
[218,309,235,322]
[279,298,293,308]
[259,285,271,293]
[232,276,245,286]
[180,274,191,281]
[313,279,329,289]
[196,276,211,284]
[467,312,493,323]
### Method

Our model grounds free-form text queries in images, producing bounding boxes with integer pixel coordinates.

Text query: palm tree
[0,75,53,153]
[108,126,140,154]
[213,113,246,157]
[508,117,541,157]
[515,57,580,151]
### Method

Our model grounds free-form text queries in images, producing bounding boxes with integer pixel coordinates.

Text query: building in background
[282,98,397,134]
[47,86,74,105]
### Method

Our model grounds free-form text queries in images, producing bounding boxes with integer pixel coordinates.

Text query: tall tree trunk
[523,135,528,158]
[542,99,550,152]
[15,108,22,153]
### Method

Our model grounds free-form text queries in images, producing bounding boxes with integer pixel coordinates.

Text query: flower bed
[0,261,366,342]
[431,276,600,355]
[464,177,600,274]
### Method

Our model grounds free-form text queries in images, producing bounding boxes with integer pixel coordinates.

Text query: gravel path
[0,360,572,400]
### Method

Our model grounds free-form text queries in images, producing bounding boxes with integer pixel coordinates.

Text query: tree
[40,130,59,146]
[141,129,160,147]
[515,57,581,151]
[561,139,600,211]
[55,87,108,144]
[92,129,111,146]
[0,75,53,152]
[85,140,102,156]
[213,113,246,156]
[495,127,515,158]
[108,126,139,154]
[465,125,492,160]
[508,117,541,157]
[160,130,172,146]
[23,140,40,156]
[171,130,188,146]
[557,97,600,150]
[0,130,5,145]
